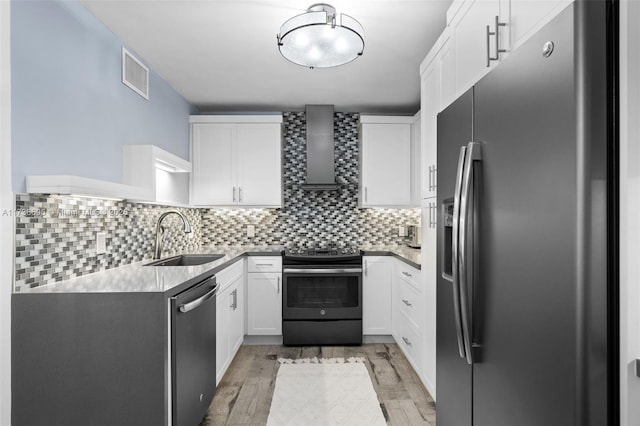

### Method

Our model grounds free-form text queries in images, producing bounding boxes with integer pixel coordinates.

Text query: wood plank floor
[201,343,436,426]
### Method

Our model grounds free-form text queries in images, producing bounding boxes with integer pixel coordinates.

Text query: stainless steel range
[282,245,363,345]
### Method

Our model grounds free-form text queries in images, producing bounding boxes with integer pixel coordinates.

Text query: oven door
[282,266,362,320]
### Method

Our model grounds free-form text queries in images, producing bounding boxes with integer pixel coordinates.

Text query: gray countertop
[17,245,284,294]
[16,244,420,294]
[360,244,422,269]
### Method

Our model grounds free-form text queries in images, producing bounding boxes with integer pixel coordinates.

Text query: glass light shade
[277,6,364,68]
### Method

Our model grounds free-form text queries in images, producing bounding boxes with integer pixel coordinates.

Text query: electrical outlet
[96,232,107,254]
[247,225,255,238]
[398,225,406,237]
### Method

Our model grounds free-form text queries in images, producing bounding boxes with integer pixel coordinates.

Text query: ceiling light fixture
[276,3,364,69]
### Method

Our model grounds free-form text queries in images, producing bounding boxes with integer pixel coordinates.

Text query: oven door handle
[283,268,363,274]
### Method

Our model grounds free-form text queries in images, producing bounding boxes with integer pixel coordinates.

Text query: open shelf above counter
[123,144,192,206]
[25,175,147,200]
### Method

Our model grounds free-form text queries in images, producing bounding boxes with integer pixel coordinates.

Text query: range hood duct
[301,105,340,191]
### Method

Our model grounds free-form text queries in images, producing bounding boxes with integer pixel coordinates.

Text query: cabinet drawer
[398,312,423,373]
[399,280,422,330]
[396,261,422,290]
[247,256,282,273]
[216,259,244,291]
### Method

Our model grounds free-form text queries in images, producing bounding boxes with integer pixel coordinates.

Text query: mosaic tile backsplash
[14,112,419,291]
[14,194,201,292]
[200,112,420,247]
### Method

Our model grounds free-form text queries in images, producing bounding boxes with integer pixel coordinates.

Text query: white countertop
[16,244,420,294]
[17,246,283,294]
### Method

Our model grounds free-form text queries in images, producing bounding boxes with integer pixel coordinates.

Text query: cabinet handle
[432,166,437,191]
[429,202,437,229]
[364,186,368,203]
[494,15,506,60]
[238,187,243,202]
[256,263,274,266]
[402,299,412,307]
[486,16,506,67]
[231,289,238,310]
[277,276,280,294]
[428,165,437,192]
[433,203,437,228]
[402,336,412,347]
[233,186,237,202]
[486,24,491,67]
[364,259,368,277]
[402,271,412,278]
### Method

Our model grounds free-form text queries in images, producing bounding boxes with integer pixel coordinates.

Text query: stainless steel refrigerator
[436,2,617,425]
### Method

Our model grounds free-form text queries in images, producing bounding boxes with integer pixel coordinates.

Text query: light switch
[398,225,406,237]
[247,225,255,238]
[96,232,107,254]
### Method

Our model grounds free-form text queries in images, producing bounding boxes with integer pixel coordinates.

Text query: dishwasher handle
[178,279,218,313]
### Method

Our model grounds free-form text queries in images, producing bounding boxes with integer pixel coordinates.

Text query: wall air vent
[122,47,149,100]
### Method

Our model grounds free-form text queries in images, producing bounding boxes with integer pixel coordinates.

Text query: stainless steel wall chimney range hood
[301,105,340,191]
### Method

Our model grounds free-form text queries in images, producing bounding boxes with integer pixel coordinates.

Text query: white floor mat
[266,358,387,426]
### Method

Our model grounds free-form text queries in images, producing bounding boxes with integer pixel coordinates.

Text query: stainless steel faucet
[154,210,192,259]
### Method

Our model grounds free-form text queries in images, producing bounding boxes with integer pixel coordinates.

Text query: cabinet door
[439,35,456,110]
[421,59,441,200]
[391,270,401,339]
[247,273,282,335]
[507,0,572,51]
[215,286,230,385]
[361,123,411,206]
[192,123,236,206]
[236,123,282,207]
[452,0,502,96]
[421,202,437,394]
[362,257,393,335]
[229,277,244,355]
[411,117,422,207]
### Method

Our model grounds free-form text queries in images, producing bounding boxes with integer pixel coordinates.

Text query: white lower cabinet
[392,260,424,380]
[215,260,244,385]
[363,256,393,335]
[247,256,283,335]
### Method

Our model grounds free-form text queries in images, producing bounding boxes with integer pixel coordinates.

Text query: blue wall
[11,0,196,192]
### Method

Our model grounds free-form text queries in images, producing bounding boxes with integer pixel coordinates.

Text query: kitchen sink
[145,254,224,267]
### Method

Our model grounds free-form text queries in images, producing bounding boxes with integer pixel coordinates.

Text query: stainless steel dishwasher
[171,275,218,426]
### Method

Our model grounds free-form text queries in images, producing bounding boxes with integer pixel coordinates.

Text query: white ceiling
[81,0,452,114]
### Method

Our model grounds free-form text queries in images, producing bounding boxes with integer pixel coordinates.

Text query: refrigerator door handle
[452,146,468,359]
[459,142,482,365]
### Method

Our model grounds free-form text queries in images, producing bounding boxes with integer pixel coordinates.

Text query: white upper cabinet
[360,116,413,207]
[411,113,422,207]
[420,30,454,200]
[447,0,572,101]
[192,123,236,206]
[449,0,505,98]
[506,0,573,51]
[236,124,283,206]
[190,115,283,208]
